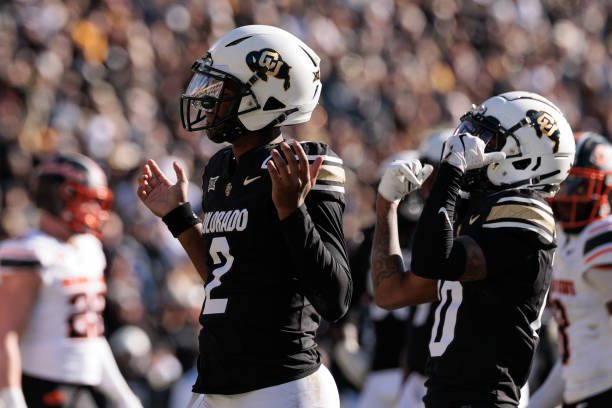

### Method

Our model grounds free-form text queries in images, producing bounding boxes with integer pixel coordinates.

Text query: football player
[393,129,452,408]
[528,132,612,408]
[137,25,351,408]
[0,153,142,408]
[372,91,576,407]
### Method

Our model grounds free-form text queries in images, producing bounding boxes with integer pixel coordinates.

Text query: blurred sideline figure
[0,153,142,408]
[344,149,419,408]
[372,91,575,407]
[393,129,452,408]
[529,132,612,408]
[336,129,450,408]
[137,25,351,408]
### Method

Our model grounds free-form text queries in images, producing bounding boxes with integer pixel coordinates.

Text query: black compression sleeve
[411,163,466,280]
[279,202,352,322]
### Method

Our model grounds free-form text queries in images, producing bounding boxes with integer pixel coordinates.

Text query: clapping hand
[137,159,188,217]
[267,140,323,220]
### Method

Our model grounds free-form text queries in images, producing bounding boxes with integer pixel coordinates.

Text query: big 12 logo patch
[246,48,291,90]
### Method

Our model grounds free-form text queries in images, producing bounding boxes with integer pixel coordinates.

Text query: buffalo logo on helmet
[245,48,291,90]
[527,110,561,153]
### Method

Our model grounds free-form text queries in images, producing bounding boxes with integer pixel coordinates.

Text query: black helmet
[32,153,113,237]
[550,132,612,233]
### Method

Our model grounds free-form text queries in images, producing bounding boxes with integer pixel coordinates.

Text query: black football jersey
[192,140,349,394]
[404,302,437,376]
[424,189,556,407]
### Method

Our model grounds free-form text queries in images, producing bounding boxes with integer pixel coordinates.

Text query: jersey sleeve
[278,142,351,322]
[472,194,557,283]
[0,238,43,273]
[480,195,557,247]
[582,220,612,271]
[300,141,345,204]
[475,223,554,285]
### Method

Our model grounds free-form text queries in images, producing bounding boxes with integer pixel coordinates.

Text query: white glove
[378,159,434,203]
[442,132,506,173]
[0,387,27,408]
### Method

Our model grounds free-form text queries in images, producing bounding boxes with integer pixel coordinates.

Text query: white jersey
[0,230,108,385]
[550,216,612,403]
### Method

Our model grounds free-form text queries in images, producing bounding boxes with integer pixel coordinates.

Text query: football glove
[442,132,506,173]
[378,159,433,203]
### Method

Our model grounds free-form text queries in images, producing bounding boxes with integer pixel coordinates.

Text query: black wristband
[161,202,200,237]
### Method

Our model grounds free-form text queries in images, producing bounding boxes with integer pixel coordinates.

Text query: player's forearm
[371,195,407,306]
[280,204,352,322]
[411,163,465,280]
[371,196,438,307]
[177,224,208,281]
[0,331,22,389]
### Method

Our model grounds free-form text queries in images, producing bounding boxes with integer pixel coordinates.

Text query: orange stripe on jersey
[551,279,576,295]
[585,247,612,265]
[61,276,106,287]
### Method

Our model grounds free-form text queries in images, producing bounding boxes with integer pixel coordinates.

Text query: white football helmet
[455,91,575,193]
[418,128,453,165]
[180,25,322,142]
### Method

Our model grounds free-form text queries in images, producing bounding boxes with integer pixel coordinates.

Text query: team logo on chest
[225,182,232,197]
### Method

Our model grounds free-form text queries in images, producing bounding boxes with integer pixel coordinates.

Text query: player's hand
[442,132,506,173]
[137,159,188,217]
[267,140,323,220]
[377,159,433,203]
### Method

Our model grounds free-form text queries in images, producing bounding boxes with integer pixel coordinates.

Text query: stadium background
[0,0,610,407]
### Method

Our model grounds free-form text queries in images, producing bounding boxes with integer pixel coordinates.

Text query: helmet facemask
[180,54,260,143]
[550,166,612,234]
[32,154,113,239]
[60,180,113,238]
[453,109,516,193]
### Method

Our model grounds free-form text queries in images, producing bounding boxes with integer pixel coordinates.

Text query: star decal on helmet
[245,48,292,90]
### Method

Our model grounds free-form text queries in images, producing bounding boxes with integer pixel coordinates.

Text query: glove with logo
[442,132,506,173]
[378,159,434,203]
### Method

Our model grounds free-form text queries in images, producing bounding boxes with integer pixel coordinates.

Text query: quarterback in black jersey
[372,92,576,407]
[137,25,351,408]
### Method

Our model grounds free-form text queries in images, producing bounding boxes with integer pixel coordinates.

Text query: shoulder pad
[480,192,556,244]
[261,141,346,197]
[582,217,612,269]
[0,238,42,270]
[302,141,345,195]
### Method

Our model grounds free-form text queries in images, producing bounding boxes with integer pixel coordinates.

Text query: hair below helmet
[32,153,113,237]
[550,132,612,233]
[180,25,322,143]
[455,91,575,194]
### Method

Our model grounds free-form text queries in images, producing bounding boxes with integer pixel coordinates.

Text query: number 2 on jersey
[203,236,234,315]
[429,281,463,357]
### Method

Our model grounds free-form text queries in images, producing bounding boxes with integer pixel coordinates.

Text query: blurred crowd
[0,0,610,406]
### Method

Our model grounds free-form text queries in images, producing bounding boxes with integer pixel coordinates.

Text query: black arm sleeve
[279,200,352,322]
[411,163,467,280]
